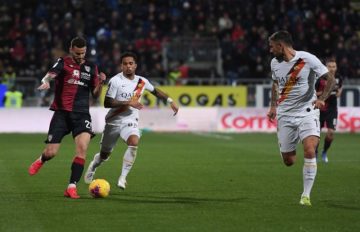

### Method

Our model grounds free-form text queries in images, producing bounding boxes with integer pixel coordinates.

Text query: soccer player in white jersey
[84,52,179,189]
[267,31,335,206]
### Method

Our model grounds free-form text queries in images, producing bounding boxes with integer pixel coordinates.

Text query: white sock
[302,158,317,197]
[121,146,138,178]
[68,183,76,189]
[91,153,103,171]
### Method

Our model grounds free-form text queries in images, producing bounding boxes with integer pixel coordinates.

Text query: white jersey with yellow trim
[271,51,328,117]
[105,72,155,125]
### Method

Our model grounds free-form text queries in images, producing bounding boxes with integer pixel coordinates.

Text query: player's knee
[304,146,316,158]
[282,153,296,166]
[327,133,334,141]
[127,139,139,146]
[127,135,139,146]
[283,158,295,166]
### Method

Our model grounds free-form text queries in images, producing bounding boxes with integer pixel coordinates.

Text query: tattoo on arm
[104,97,129,108]
[318,72,336,101]
[270,81,279,107]
[151,88,168,101]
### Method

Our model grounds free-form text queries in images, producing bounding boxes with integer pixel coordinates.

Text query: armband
[167,98,173,103]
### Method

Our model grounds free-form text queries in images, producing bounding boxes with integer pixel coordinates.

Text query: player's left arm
[150,88,179,115]
[336,78,343,98]
[314,72,336,108]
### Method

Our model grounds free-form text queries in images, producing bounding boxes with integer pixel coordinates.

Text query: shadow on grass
[106,191,248,204]
[325,201,360,211]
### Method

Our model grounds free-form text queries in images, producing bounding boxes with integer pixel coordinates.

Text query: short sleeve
[106,77,119,98]
[144,78,155,92]
[308,54,328,77]
[48,58,64,76]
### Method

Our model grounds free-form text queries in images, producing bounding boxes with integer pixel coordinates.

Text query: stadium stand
[0,0,359,105]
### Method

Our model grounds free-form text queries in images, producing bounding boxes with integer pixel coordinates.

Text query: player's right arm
[104,96,143,109]
[267,80,278,122]
[103,78,143,109]
[37,58,63,90]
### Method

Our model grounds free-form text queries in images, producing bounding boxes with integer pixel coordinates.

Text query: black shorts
[45,111,95,143]
[320,110,338,130]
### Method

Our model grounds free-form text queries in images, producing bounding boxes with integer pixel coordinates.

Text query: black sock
[323,138,332,153]
[69,157,85,185]
[41,153,52,163]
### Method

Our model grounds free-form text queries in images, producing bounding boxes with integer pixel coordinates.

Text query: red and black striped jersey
[47,56,100,113]
[315,75,343,111]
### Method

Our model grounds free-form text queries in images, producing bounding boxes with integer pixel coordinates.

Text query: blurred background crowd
[0,0,359,105]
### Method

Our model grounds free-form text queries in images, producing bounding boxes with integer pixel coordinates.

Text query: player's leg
[315,112,326,161]
[84,124,120,184]
[322,113,337,163]
[65,112,94,198]
[64,132,91,198]
[118,121,140,189]
[28,143,61,175]
[29,111,68,175]
[299,114,320,206]
[277,116,298,166]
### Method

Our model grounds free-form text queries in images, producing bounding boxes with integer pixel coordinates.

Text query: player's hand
[267,106,277,123]
[37,82,50,90]
[170,102,179,116]
[313,99,325,109]
[129,100,143,110]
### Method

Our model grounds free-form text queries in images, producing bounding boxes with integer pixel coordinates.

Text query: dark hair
[120,51,137,63]
[269,30,293,46]
[70,37,87,48]
[325,57,336,64]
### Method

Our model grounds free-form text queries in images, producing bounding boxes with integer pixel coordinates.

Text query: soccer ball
[89,179,110,198]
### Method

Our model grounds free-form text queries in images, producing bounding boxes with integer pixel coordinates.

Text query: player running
[315,58,343,163]
[84,51,179,189]
[267,31,335,206]
[28,37,106,199]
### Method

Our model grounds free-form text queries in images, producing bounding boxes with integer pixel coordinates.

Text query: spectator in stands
[2,65,16,89]
[3,85,23,108]
[1,0,359,90]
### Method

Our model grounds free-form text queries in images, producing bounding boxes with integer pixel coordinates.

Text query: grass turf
[0,133,359,232]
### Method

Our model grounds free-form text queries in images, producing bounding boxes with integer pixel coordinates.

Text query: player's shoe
[321,152,328,163]
[64,186,80,199]
[28,159,43,176]
[84,160,96,184]
[299,196,311,206]
[117,175,127,190]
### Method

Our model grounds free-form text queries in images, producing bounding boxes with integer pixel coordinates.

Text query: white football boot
[84,160,96,184]
[117,175,127,190]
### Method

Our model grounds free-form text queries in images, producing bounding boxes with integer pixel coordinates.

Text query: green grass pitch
[0,132,359,232]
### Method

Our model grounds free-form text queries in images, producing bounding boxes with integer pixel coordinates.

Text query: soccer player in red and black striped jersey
[315,58,343,163]
[28,37,106,199]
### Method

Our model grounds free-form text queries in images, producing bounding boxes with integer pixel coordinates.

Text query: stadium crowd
[0,0,359,86]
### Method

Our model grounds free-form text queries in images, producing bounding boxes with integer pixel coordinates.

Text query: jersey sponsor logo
[84,65,91,72]
[277,58,305,104]
[72,70,80,78]
[67,78,86,86]
[107,79,146,120]
[81,72,91,80]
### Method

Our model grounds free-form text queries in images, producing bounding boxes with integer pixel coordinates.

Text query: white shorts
[277,113,320,153]
[100,120,140,153]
